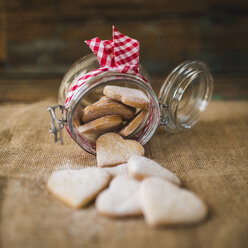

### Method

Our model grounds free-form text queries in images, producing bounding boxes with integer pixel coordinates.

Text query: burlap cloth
[0,99,247,248]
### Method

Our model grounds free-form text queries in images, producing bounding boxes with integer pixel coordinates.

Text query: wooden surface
[0,0,247,78]
[0,3,247,245]
[0,0,247,103]
[0,76,247,104]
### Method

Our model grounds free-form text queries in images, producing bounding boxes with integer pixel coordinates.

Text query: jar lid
[158,61,214,132]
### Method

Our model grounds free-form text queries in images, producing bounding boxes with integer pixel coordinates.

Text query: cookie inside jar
[72,80,151,147]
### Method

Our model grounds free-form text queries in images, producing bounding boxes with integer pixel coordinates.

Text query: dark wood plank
[5,17,248,75]
[0,0,6,72]
[0,78,61,103]
[1,0,248,76]
[5,0,248,18]
[0,76,247,104]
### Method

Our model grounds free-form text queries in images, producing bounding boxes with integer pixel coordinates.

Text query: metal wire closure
[46,105,67,145]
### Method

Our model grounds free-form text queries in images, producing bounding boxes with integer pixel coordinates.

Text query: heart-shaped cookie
[103,163,128,177]
[128,155,180,185]
[119,109,148,138]
[82,96,135,123]
[103,85,149,109]
[96,175,142,217]
[47,168,111,209]
[78,115,123,143]
[96,132,145,167]
[140,177,207,227]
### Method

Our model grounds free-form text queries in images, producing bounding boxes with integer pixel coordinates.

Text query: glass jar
[47,53,213,154]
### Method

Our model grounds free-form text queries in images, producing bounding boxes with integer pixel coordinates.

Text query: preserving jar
[47,53,213,155]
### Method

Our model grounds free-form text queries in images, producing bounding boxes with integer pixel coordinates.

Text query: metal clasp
[46,105,67,145]
[158,98,170,126]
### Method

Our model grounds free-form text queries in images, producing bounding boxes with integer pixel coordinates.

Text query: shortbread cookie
[96,132,145,167]
[119,109,148,137]
[140,177,207,227]
[47,168,111,208]
[128,155,180,185]
[96,175,142,217]
[103,85,149,109]
[82,96,136,123]
[103,163,128,177]
[97,96,113,103]
[73,106,82,127]
[80,132,98,144]
[78,115,123,143]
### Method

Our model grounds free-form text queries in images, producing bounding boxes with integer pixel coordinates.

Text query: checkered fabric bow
[65,26,146,107]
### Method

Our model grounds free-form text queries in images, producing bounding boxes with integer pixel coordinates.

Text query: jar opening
[159,61,213,132]
[67,72,160,154]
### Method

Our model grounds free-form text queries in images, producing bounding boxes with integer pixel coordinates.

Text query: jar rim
[66,71,160,154]
[158,61,214,132]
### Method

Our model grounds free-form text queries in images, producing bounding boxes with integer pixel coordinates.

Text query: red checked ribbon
[65,26,148,108]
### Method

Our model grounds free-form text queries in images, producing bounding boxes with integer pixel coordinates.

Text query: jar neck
[159,61,213,132]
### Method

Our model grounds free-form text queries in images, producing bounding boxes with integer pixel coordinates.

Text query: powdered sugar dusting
[47,168,111,208]
[103,163,128,177]
[96,133,144,167]
[140,177,207,226]
[96,175,142,217]
[53,161,84,171]
[103,85,149,108]
[128,155,180,185]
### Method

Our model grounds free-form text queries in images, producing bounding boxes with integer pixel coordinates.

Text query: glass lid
[158,61,214,132]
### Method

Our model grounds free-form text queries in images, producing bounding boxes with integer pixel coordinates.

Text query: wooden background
[0,0,247,101]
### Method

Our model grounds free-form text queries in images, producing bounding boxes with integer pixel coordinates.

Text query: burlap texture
[0,99,247,248]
